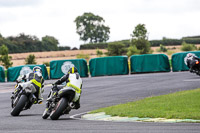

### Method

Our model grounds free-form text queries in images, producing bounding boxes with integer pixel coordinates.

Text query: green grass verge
[169,59,172,68]
[5,70,7,78]
[90,88,200,120]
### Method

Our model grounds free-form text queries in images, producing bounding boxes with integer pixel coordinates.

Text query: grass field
[90,88,200,120]
[9,49,107,66]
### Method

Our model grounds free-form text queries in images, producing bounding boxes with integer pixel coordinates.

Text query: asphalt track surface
[0,71,200,133]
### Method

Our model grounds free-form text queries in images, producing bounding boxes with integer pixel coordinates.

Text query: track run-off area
[0,71,200,133]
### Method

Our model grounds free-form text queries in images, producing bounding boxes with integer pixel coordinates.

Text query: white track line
[70,111,89,120]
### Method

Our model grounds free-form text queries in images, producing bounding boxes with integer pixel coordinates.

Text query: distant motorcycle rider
[13,66,44,104]
[47,66,82,110]
[184,53,200,72]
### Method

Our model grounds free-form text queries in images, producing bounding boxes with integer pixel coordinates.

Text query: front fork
[11,84,22,98]
[11,85,22,108]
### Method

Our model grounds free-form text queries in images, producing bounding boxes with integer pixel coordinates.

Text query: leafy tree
[106,42,127,56]
[131,24,148,40]
[25,54,37,64]
[7,33,41,52]
[0,44,13,69]
[41,35,59,51]
[74,12,110,43]
[128,24,151,56]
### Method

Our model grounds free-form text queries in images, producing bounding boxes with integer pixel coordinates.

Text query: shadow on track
[7,114,42,117]
[42,118,77,121]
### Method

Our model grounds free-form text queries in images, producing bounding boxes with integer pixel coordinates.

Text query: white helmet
[184,53,195,65]
[33,66,42,74]
[186,53,194,58]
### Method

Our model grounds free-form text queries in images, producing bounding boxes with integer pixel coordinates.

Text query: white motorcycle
[11,82,38,116]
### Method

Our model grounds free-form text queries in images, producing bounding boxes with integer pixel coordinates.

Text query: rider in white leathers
[47,66,82,109]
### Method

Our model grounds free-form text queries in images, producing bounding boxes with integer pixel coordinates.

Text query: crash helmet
[33,66,42,74]
[68,66,78,74]
[186,53,194,58]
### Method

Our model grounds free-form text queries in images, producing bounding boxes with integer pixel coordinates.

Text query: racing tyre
[42,108,50,119]
[50,98,68,120]
[11,95,28,116]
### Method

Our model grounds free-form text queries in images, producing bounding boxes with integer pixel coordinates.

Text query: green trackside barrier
[171,51,200,72]
[7,64,48,82]
[130,54,171,73]
[50,59,88,79]
[89,56,129,77]
[0,66,5,82]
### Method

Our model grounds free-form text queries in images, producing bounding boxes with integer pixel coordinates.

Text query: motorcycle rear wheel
[11,95,28,116]
[50,98,68,120]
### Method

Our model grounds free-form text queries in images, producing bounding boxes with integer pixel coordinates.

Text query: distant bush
[58,46,70,50]
[157,44,168,52]
[181,42,197,51]
[25,54,36,64]
[106,42,127,56]
[72,47,78,50]
[131,39,152,54]
[96,49,103,57]
[127,45,140,57]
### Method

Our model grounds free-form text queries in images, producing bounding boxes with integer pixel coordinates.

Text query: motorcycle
[187,58,200,76]
[10,82,38,116]
[42,85,76,120]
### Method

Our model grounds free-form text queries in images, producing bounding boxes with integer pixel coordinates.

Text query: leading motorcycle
[10,82,38,116]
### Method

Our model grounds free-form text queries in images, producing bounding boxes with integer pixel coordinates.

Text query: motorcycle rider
[184,53,200,72]
[13,66,44,104]
[46,66,82,110]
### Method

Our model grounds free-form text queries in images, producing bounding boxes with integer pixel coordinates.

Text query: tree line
[80,38,200,50]
[0,33,70,53]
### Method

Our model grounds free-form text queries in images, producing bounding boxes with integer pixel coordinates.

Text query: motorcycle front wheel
[11,95,28,116]
[50,97,68,120]
[42,108,50,119]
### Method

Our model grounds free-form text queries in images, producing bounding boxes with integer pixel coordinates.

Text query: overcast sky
[0,0,200,48]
